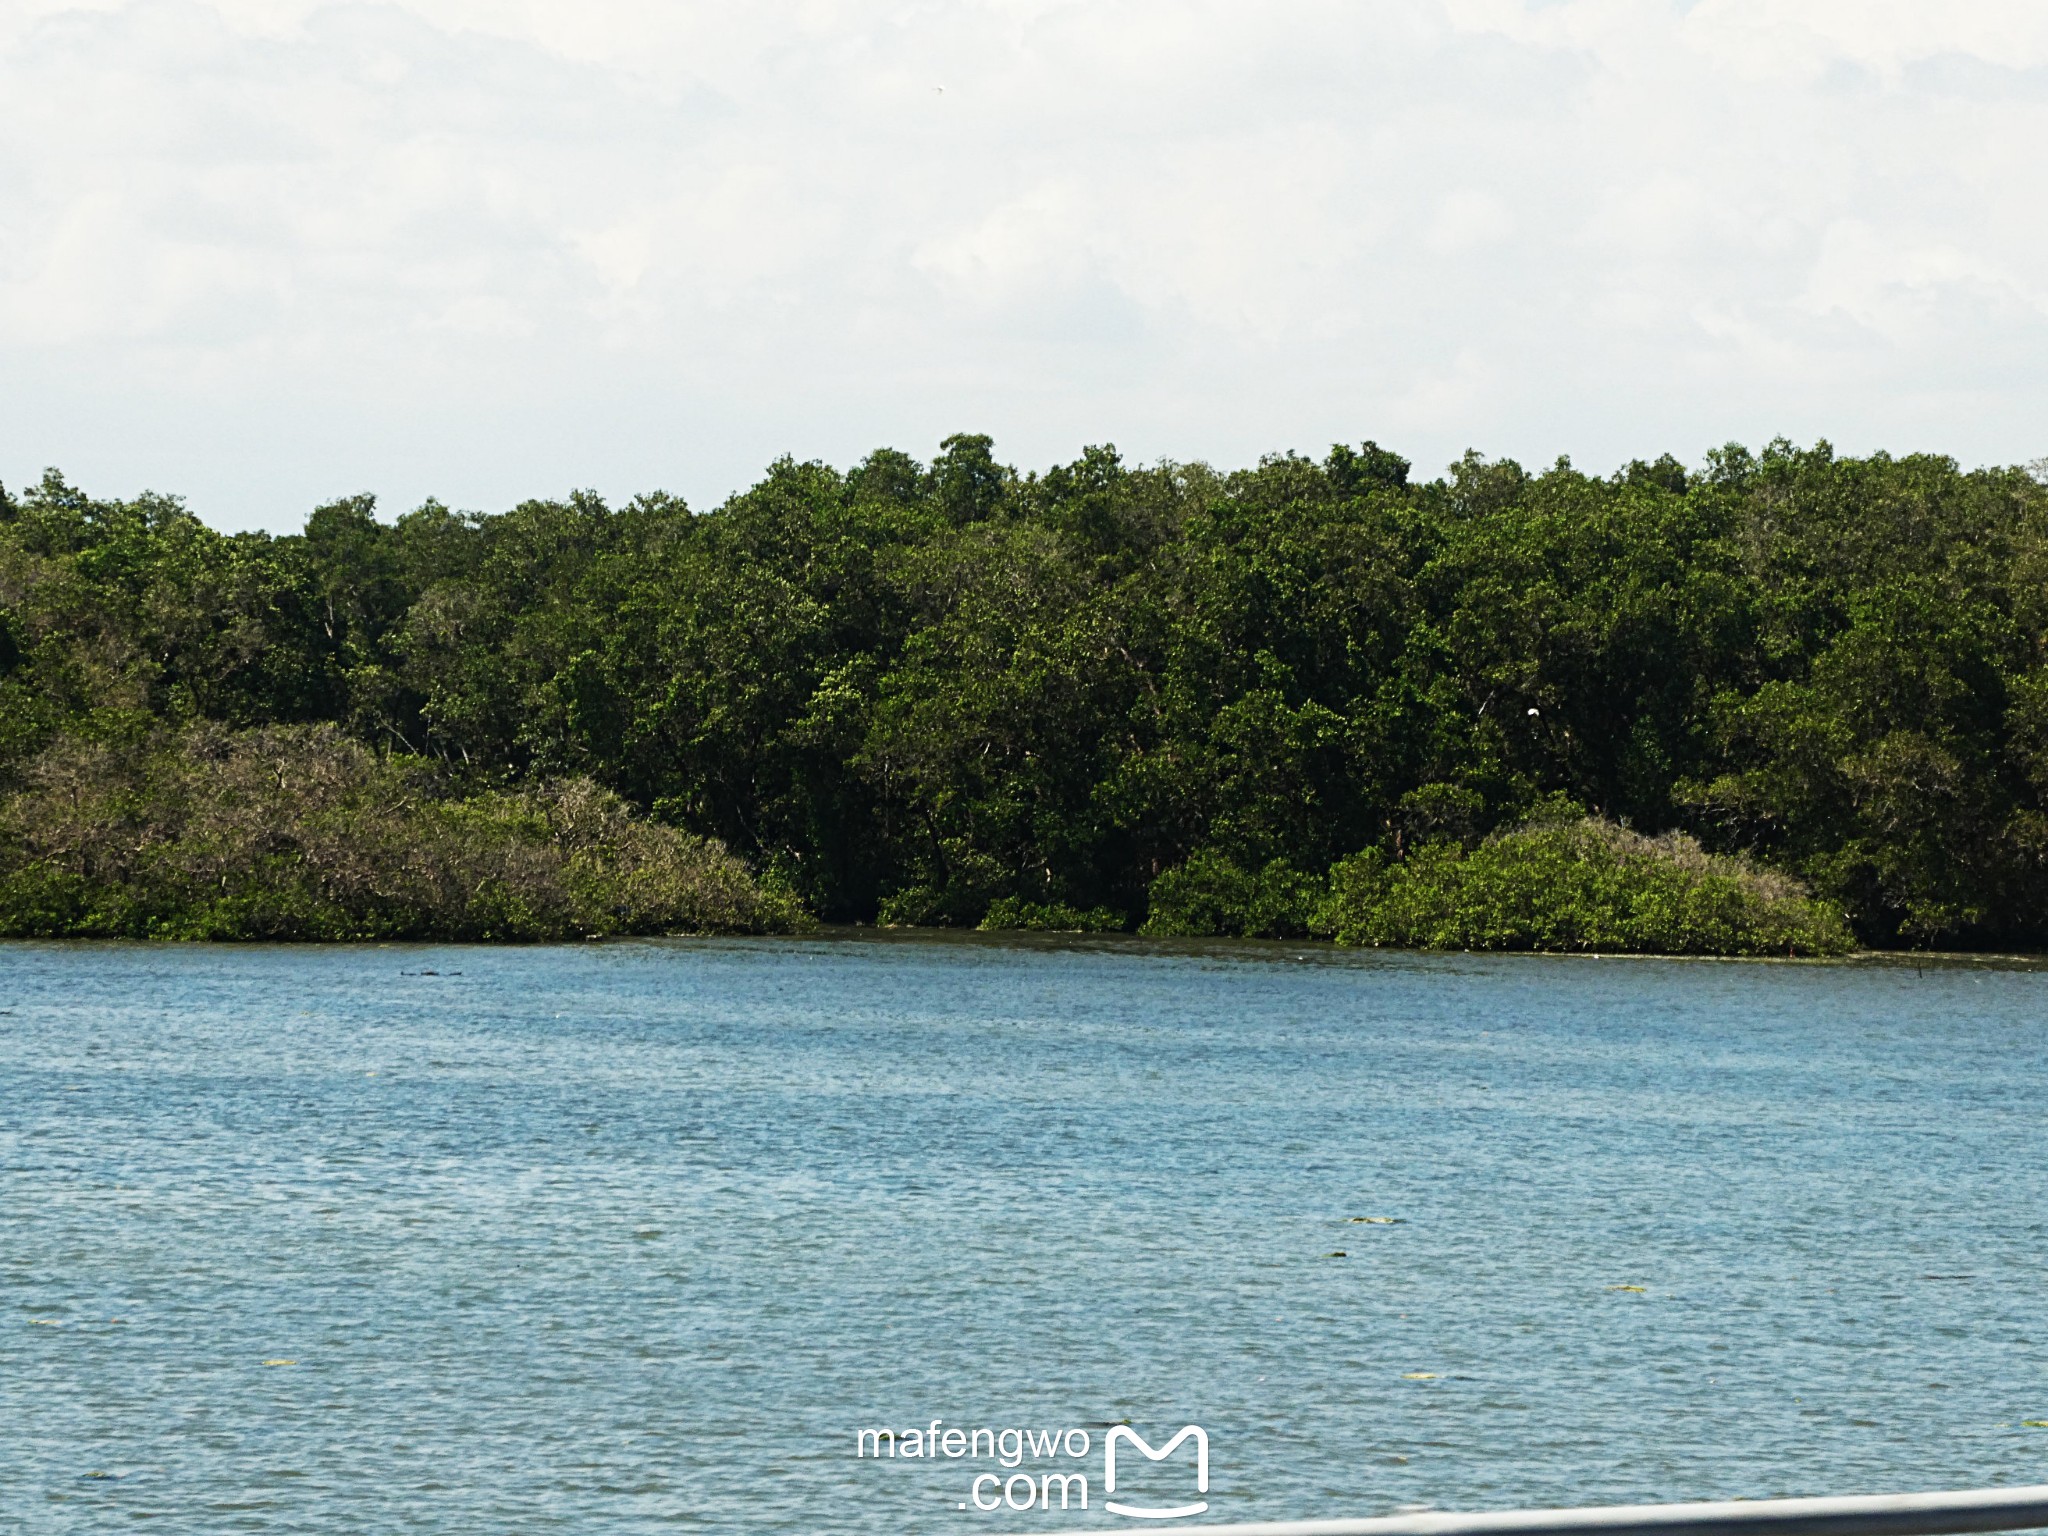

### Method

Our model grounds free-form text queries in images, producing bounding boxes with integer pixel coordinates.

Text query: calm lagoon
[5,936,2048,1533]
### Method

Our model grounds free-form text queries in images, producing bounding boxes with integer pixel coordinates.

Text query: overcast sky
[5,0,2047,531]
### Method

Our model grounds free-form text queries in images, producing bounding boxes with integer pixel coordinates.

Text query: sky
[5,0,2048,532]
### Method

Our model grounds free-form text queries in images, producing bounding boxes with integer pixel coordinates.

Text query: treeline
[2,434,2044,947]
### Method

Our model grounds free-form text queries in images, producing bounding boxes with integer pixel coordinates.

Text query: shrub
[0,725,807,940]
[1313,818,1854,956]
[1141,849,1323,938]
[977,895,1122,932]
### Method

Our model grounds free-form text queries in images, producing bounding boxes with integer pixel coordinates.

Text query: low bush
[1313,817,1854,956]
[977,895,1123,932]
[1141,850,1323,938]
[0,725,807,940]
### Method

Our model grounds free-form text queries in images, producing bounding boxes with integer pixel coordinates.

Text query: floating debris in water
[1607,1285,1647,1292]
[1401,1372,1437,1380]
[1348,1216,1403,1224]
[262,1359,297,1366]
[1325,1250,1348,1258]
[2023,1421,2048,1429]
[30,1318,63,1326]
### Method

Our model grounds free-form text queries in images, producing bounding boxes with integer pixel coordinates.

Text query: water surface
[6,937,2048,1532]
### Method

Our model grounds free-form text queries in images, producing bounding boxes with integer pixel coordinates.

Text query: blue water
[6,936,2048,1533]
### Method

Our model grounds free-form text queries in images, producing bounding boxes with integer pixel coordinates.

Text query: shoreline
[7,925,2045,969]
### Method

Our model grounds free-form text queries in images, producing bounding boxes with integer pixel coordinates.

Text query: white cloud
[1803,220,2047,342]
[1426,191,1515,256]
[3,0,2047,528]
[1681,0,2048,82]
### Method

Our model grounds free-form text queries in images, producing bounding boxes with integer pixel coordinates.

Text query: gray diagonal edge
[1020,1485,2048,1536]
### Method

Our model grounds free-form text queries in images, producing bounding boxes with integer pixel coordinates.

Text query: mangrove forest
[3,435,2044,951]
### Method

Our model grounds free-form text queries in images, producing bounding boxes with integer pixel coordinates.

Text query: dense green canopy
[5,434,2045,948]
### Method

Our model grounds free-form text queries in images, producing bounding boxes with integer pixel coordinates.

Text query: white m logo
[1103,1424,1208,1520]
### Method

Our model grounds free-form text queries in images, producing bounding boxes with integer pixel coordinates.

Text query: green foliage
[1314,818,1854,956]
[1141,850,1323,938]
[977,896,1122,933]
[9,437,2048,951]
[0,725,806,941]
